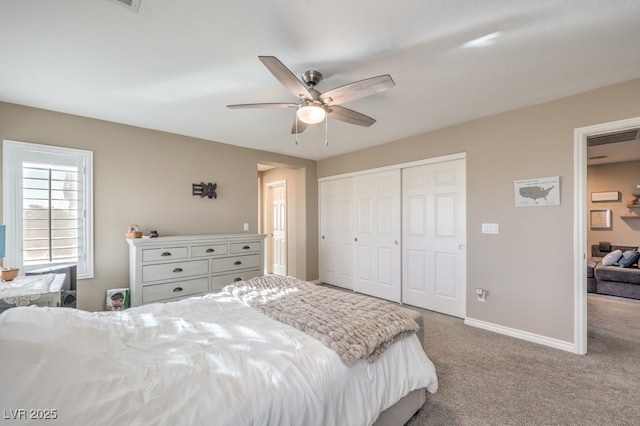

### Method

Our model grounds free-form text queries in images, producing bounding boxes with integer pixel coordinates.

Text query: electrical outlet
[243,223,249,232]
[475,288,486,302]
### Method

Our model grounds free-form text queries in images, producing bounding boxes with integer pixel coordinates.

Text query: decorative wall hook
[193,182,217,199]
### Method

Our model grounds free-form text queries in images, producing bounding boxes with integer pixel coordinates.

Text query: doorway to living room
[574,116,640,355]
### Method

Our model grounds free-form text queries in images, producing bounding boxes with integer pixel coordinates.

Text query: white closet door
[319,177,355,289]
[402,158,467,318]
[353,170,401,302]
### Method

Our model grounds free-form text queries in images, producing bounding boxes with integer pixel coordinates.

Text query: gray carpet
[406,294,640,425]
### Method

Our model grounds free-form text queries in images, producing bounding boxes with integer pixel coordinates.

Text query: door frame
[573,116,640,355]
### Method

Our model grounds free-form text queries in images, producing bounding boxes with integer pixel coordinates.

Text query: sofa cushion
[591,244,638,258]
[618,250,640,268]
[595,264,640,285]
[601,250,623,266]
[587,259,599,278]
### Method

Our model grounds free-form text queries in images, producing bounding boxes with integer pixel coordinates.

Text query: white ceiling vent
[587,128,639,146]
[109,0,141,12]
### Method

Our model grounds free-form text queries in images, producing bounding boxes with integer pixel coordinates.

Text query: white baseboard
[464,317,579,354]
[310,279,322,285]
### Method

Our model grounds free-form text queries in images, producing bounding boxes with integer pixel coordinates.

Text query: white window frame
[2,140,94,279]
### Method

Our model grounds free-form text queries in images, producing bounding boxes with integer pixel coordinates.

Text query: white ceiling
[1,0,640,161]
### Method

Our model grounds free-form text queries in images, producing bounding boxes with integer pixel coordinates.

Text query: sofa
[587,243,640,299]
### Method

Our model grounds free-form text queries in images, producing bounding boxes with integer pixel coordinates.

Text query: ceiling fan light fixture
[297,104,326,124]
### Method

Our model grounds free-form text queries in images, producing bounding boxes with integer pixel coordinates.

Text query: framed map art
[514,176,560,207]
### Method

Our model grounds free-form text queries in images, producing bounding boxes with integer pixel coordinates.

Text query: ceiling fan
[227,56,395,134]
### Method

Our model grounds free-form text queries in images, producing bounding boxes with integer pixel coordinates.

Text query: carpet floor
[406,294,640,426]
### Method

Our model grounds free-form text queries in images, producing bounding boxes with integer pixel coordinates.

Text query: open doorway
[258,162,308,279]
[266,180,287,276]
[574,116,640,354]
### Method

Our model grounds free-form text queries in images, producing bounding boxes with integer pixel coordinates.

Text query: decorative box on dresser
[127,234,266,307]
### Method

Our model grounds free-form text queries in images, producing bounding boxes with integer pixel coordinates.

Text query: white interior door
[402,158,467,317]
[354,170,401,302]
[319,177,354,289]
[267,182,287,276]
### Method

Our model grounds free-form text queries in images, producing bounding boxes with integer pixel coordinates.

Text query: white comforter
[0,292,437,426]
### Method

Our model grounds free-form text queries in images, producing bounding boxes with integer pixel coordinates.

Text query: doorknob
[394,240,399,245]
[354,237,358,242]
[459,244,465,250]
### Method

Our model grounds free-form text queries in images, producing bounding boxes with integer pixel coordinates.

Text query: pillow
[618,250,640,268]
[601,249,623,266]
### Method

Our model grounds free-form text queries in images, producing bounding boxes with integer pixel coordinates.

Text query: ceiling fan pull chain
[325,114,328,146]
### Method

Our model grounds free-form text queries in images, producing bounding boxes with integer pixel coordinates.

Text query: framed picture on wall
[590,209,611,229]
[591,191,620,202]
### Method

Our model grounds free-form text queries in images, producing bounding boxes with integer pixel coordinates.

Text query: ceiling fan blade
[327,105,376,127]
[320,74,395,105]
[291,116,309,134]
[259,56,313,100]
[226,102,297,109]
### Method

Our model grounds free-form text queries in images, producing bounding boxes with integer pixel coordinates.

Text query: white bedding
[0,291,438,425]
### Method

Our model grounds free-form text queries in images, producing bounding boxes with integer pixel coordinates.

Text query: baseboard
[464,317,578,354]
[310,279,322,285]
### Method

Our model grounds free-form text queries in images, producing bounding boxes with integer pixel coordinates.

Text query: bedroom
[1,0,640,424]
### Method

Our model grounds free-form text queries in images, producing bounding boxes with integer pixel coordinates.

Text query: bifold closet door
[319,177,355,289]
[353,170,401,303]
[402,159,467,318]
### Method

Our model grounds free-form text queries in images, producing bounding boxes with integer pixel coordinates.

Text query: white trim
[573,116,640,355]
[317,152,466,182]
[464,317,576,353]
[2,140,94,279]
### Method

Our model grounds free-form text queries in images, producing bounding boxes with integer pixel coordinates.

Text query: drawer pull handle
[173,268,184,273]
[206,248,215,253]
[234,278,242,282]
[234,261,242,265]
[173,287,183,292]
[242,245,250,250]
[161,252,172,257]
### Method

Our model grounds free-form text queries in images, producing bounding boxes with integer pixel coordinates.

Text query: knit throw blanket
[227,275,418,366]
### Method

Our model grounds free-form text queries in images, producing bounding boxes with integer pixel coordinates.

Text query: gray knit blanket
[226,275,418,366]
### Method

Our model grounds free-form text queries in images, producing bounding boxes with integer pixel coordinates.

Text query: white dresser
[127,234,266,307]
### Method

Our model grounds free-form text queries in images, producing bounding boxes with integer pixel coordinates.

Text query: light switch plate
[482,223,499,234]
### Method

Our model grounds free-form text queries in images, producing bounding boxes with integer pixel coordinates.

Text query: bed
[0,275,437,425]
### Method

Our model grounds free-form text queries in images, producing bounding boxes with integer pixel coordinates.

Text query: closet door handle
[233,277,242,282]
[242,245,250,250]
[173,287,183,292]
[234,261,242,266]
[206,248,215,253]
[172,268,183,273]
[161,252,172,257]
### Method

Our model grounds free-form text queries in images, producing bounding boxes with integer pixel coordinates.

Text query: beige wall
[318,78,640,343]
[587,160,640,248]
[0,102,318,311]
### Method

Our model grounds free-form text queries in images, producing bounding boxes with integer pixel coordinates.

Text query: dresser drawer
[211,254,261,273]
[142,247,188,262]
[230,241,262,254]
[191,244,228,258]
[142,277,209,304]
[142,259,208,283]
[210,269,262,291]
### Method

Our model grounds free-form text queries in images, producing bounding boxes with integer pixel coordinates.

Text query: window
[3,140,93,279]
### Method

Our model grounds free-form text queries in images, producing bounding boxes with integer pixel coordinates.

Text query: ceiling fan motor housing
[302,70,323,87]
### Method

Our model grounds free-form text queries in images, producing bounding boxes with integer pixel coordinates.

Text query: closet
[319,154,467,317]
